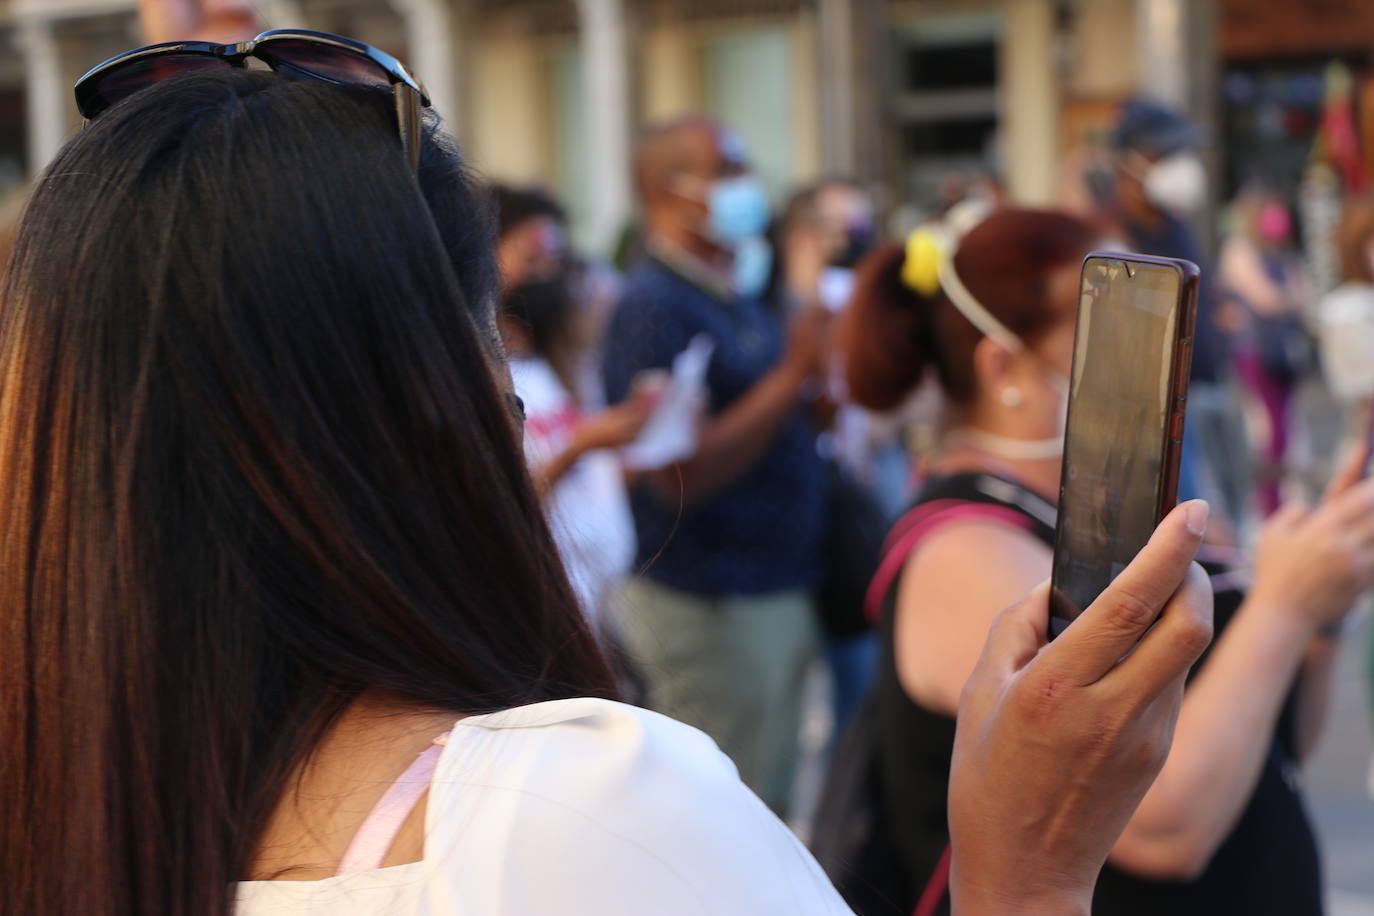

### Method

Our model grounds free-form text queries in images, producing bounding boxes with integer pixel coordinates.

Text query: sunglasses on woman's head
[74,30,430,171]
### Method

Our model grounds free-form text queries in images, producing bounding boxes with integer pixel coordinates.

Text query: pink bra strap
[335,733,449,876]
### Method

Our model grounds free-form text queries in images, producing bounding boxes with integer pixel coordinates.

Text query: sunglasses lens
[81,54,234,117]
[257,40,393,90]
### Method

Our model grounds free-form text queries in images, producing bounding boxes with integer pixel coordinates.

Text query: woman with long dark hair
[0,17,1217,915]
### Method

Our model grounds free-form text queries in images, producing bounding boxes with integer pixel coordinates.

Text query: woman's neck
[248,693,465,882]
[929,435,1062,504]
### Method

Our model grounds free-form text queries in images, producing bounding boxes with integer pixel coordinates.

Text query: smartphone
[1363,397,1374,478]
[1048,252,1200,637]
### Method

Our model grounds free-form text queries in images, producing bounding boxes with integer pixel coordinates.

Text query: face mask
[1257,202,1291,243]
[830,224,875,269]
[952,429,1065,462]
[706,176,771,246]
[1143,152,1207,215]
[733,235,773,298]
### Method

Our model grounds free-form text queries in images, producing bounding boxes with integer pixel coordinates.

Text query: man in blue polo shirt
[603,117,830,816]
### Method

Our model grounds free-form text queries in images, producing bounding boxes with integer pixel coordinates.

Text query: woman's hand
[949,500,1214,916]
[575,400,653,453]
[575,382,663,454]
[1248,444,1374,632]
[139,0,260,44]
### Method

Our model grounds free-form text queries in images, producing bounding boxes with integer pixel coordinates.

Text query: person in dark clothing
[1107,97,1254,533]
[837,207,1374,915]
[602,116,832,817]
[491,183,568,296]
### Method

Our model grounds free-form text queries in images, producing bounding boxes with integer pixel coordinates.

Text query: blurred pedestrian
[491,183,568,294]
[500,269,658,630]
[1107,97,1253,536]
[140,0,257,42]
[602,116,831,816]
[1317,192,1374,408]
[767,178,876,314]
[1316,192,1374,787]
[768,179,890,735]
[1219,190,1315,515]
[837,207,1374,916]
[490,186,655,629]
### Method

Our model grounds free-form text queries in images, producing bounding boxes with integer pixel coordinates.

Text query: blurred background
[0,0,1369,261]
[5,0,1370,909]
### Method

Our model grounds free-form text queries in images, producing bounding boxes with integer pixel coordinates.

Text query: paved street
[1308,615,1374,914]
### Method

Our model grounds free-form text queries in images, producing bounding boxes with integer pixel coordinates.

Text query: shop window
[890,12,1001,215]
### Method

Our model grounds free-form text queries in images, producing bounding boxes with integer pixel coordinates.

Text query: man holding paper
[603,116,831,818]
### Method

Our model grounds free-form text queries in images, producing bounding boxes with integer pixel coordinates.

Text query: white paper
[818,266,856,313]
[622,334,714,471]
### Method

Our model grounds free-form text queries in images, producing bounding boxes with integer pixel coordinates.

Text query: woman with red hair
[842,208,1374,916]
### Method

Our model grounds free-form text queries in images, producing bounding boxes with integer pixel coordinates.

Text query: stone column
[817,0,857,176]
[390,0,456,125]
[576,0,632,257]
[817,0,884,186]
[17,16,64,175]
[1000,0,1059,205]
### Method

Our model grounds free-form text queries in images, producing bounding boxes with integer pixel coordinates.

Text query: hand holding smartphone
[1049,253,1200,636]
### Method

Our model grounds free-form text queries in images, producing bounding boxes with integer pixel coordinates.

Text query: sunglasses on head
[74,30,431,171]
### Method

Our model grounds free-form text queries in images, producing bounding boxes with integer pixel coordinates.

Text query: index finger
[1099,562,1213,700]
[1039,499,1208,686]
[1322,424,1373,504]
[1317,474,1374,528]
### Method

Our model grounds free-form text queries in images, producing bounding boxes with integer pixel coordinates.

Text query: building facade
[5,0,1363,259]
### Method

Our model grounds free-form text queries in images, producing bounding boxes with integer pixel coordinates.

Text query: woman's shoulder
[439,697,764,820]
[450,696,728,769]
[427,697,850,914]
[895,475,1054,565]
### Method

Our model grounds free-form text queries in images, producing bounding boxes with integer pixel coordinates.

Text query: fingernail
[1183,499,1210,536]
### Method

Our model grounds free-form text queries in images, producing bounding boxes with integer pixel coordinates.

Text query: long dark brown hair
[0,69,614,915]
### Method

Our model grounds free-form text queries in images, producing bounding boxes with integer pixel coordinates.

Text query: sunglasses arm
[395,85,422,173]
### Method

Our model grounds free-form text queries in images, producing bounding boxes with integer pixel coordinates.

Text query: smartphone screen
[1049,254,1198,636]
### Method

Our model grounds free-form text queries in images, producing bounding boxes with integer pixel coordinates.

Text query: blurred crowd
[6,3,1374,915]
[497,95,1374,914]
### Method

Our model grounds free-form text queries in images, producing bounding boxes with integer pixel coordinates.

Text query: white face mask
[950,358,1071,462]
[953,429,1065,462]
[1142,152,1207,215]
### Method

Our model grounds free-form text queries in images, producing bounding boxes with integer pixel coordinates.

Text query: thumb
[1324,437,1370,503]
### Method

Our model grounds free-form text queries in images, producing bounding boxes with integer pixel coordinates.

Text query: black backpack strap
[864,475,1057,623]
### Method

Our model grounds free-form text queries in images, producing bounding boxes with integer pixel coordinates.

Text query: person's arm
[1291,631,1345,763]
[950,501,1214,916]
[640,306,829,506]
[893,521,1053,716]
[1246,435,1367,765]
[1108,470,1374,880]
[1218,236,1284,317]
[530,393,656,496]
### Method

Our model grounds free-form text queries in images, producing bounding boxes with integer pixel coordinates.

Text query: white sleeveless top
[234,698,853,915]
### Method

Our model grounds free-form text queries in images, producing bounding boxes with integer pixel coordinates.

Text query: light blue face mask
[707,176,771,245]
[733,235,773,298]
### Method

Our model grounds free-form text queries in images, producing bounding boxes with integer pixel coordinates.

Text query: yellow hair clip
[901,228,944,298]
